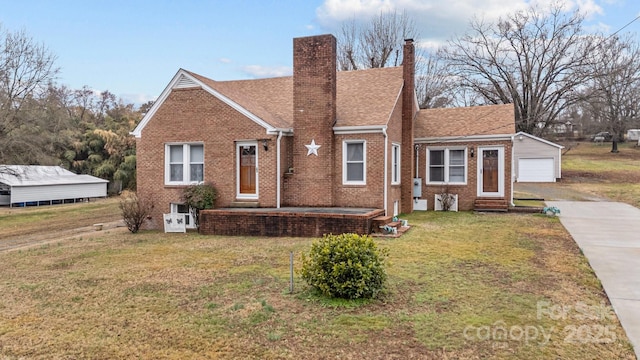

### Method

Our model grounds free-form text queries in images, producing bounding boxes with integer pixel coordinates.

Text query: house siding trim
[415,134,513,143]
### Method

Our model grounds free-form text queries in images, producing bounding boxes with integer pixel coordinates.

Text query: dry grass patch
[0,210,635,359]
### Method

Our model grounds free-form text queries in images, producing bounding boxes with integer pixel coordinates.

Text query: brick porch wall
[200,209,384,237]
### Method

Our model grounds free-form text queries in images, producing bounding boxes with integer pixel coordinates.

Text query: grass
[0,198,121,241]
[561,141,640,207]
[0,210,634,359]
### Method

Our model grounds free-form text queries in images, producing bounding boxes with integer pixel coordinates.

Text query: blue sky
[2,0,638,106]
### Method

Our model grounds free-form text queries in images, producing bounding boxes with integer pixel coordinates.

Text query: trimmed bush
[300,233,389,299]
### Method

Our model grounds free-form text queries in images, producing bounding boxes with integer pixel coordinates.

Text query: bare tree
[416,50,454,108]
[336,10,417,71]
[583,34,640,152]
[336,11,451,108]
[440,4,598,135]
[0,24,59,163]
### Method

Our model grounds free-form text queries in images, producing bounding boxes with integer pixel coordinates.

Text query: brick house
[414,105,516,211]
[132,33,515,233]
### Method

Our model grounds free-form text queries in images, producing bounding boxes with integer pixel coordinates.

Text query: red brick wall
[332,133,385,208]
[387,95,404,215]
[136,88,279,229]
[288,34,336,207]
[416,140,513,211]
[200,209,384,237]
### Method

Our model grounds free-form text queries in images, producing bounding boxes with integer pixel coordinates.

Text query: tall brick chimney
[401,38,415,214]
[290,34,337,206]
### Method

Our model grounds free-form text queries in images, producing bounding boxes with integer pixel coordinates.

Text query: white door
[478,146,504,197]
[518,158,555,182]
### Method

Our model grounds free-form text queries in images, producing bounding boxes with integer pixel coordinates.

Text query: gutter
[510,134,515,207]
[276,130,283,208]
[383,127,388,216]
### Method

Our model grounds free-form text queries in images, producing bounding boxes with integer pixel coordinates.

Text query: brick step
[372,216,392,229]
[474,198,509,212]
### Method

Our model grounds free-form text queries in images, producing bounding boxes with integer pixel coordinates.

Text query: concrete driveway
[547,201,640,358]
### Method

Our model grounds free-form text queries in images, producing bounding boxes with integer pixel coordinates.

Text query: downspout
[383,127,389,216]
[276,130,283,208]
[510,134,515,207]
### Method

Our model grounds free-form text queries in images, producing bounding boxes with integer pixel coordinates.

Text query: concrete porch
[200,207,385,237]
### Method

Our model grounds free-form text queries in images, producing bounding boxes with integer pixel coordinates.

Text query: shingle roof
[415,104,515,138]
[185,66,404,129]
[0,166,108,187]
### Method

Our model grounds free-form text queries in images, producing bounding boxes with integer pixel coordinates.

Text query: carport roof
[0,166,108,187]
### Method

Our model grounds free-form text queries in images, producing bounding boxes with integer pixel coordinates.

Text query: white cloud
[120,93,157,106]
[218,57,232,64]
[241,65,292,78]
[316,0,529,44]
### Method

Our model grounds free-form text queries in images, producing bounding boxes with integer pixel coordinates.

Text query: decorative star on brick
[305,139,321,156]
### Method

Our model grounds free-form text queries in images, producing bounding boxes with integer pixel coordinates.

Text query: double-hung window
[427,148,466,184]
[165,143,204,185]
[343,140,366,185]
[391,143,401,185]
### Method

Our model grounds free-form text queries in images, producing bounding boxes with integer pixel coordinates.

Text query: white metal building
[513,132,564,182]
[0,166,108,207]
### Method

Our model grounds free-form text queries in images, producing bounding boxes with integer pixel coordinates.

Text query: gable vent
[174,75,199,89]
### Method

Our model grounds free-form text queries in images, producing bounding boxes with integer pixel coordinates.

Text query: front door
[237,142,258,198]
[478,146,504,197]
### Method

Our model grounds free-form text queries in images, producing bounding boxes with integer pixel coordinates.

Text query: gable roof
[414,104,515,140]
[131,67,405,137]
[0,166,108,187]
[515,131,564,149]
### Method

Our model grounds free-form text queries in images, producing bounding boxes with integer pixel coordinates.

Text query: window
[427,148,467,184]
[392,143,401,184]
[343,140,366,185]
[165,143,204,185]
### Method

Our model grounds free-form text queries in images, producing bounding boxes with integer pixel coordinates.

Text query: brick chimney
[290,34,337,206]
[401,38,415,214]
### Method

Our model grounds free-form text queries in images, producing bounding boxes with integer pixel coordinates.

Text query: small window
[392,143,401,184]
[165,143,204,185]
[427,148,467,184]
[343,140,366,185]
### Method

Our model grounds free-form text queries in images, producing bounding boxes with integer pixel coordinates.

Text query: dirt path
[0,220,128,253]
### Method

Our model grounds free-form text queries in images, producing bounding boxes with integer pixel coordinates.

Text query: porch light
[262,139,269,151]
[470,147,475,157]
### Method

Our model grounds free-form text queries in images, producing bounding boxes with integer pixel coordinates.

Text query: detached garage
[0,165,108,207]
[513,132,563,182]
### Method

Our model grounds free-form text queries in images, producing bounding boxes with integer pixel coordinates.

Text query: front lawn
[562,141,640,207]
[0,210,634,359]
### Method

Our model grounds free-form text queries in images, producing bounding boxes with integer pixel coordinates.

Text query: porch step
[474,198,508,212]
[229,201,260,208]
[372,216,393,229]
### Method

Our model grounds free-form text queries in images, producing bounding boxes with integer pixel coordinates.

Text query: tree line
[0,24,149,192]
[336,3,640,144]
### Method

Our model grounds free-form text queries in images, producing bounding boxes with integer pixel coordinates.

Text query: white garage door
[518,158,555,182]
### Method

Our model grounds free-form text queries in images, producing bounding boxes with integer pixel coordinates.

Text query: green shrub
[300,233,389,299]
[181,183,218,229]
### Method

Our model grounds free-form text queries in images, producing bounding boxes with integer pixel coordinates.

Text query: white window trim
[426,147,468,185]
[342,140,367,185]
[164,143,204,186]
[391,143,401,185]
